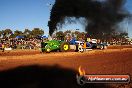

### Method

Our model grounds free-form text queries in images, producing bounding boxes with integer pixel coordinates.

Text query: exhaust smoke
[48,0,130,38]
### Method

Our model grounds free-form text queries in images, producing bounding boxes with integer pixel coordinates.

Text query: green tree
[64,30,71,36]
[56,31,65,40]
[2,29,12,38]
[119,32,128,38]
[74,31,80,35]
[4,29,12,34]
[23,29,31,38]
[64,30,72,40]
[74,31,81,39]
[31,28,44,38]
[70,31,80,38]
[14,30,23,37]
[80,32,86,40]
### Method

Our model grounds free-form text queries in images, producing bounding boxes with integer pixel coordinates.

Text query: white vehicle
[130,42,132,45]
[91,39,97,43]
[75,41,84,52]
[75,41,84,45]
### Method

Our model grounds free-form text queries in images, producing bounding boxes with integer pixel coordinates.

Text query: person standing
[83,42,87,52]
[41,40,45,53]
[2,43,5,52]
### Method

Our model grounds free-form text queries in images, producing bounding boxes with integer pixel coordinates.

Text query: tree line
[54,30,129,42]
[0,28,129,42]
[0,28,44,38]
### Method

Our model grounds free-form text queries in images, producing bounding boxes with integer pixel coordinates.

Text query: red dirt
[0,45,132,88]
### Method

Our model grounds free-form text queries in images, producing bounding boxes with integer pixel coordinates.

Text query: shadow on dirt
[0,65,112,88]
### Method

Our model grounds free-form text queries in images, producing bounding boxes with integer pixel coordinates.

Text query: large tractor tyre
[60,42,70,52]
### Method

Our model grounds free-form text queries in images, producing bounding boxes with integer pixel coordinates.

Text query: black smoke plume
[48,0,130,37]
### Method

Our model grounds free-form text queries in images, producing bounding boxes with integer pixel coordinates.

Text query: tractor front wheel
[45,48,51,53]
[100,45,104,50]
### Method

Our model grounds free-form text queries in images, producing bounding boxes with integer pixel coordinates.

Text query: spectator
[83,42,87,52]
[2,43,5,52]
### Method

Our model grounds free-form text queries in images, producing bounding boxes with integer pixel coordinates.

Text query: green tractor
[41,40,70,53]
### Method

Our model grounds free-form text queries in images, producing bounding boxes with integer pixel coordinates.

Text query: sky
[0,0,132,38]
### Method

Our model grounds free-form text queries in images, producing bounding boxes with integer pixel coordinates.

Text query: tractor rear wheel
[60,42,70,52]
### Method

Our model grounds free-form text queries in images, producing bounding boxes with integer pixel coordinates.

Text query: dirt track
[0,45,132,72]
[0,45,132,88]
